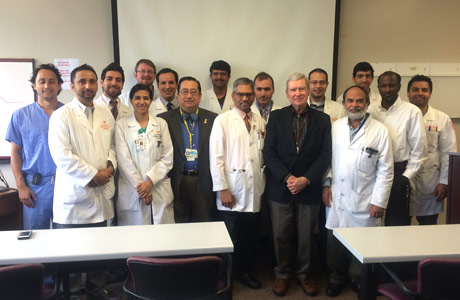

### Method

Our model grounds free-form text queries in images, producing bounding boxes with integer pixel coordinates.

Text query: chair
[123,255,231,300]
[0,263,45,300]
[378,258,460,300]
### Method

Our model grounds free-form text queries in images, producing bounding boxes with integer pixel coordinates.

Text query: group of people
[5,59,457,299]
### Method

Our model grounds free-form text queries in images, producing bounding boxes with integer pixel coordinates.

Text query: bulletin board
[0,58,35,161]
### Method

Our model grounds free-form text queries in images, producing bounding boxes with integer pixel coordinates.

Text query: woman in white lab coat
[115,84,174,225]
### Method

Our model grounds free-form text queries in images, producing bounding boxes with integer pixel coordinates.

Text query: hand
[286,176,309,195]
[322,186,332,207]
[18,185,36,208]
[92,168,112,186]
[137,179,153,198]
[143,193,153,205]
[434,184,448,202]
[220,189,235,209]
[369,205,384,218]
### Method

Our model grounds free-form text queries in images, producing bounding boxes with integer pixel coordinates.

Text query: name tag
[185,148,198,161]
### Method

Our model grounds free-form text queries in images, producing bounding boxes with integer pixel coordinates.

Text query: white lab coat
[200,87,233,114]
[148,98,168,116]
[308,98,346,122]
[49,98,117,224]
[94,95,132,120]
[325,115,394,228]
[250,101,281,123]
[410,106,457,216]
[209,108,266,212]
[115,113,174,225]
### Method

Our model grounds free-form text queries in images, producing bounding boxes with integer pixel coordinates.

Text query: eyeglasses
[179,89,199,96]
[235,92,254,99]
[136,69,155,74]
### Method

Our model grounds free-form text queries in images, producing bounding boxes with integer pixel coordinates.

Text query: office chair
[378,258,460,300]
[123,255,231,300]
[0,263,45,300]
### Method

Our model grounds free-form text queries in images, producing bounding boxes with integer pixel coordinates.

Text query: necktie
[244,114,251,133]
[109,99,118,119]
[167,102,173,111]
[261,107,268,121]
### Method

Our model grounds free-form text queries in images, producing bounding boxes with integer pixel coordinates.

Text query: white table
[333,224,460,299]
[0,222,233,299]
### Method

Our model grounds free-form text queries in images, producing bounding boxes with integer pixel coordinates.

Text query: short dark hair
[407,74,433,93]
[129,83,153,100]
[70,64,98,84]
[352,62,374,78]
[210,60,231,76]
[178,76,202,94]
[156,68,179,84]
[101,62,125,82]
[253,72,274,87]
[342,85,370,104]
[135,59,156,73]
[378,71,401,86]
[308,68,328,82]
[30,63,64,95]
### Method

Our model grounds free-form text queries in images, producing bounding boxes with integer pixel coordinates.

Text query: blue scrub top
[5,102,64,176]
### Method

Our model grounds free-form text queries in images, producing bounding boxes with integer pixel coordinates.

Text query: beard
[347,109,367,120]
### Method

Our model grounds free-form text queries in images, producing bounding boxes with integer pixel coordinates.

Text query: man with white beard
[322,86,394,297]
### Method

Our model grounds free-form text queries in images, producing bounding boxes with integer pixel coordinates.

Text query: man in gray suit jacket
[158,76,217,222]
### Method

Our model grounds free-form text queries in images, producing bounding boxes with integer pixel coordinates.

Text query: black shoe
[325,283,346,297]
[239,273,261,289]
[351,281,360,294]
[87,288,121,300]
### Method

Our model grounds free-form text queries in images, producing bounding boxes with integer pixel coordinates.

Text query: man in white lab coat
[209,77,266,289]
[336,62,381,105]
[368,71,426,226]
[120,58,158,107]
[200,60,233,114]
[251,72,281,122]
[322,86,394,297]
[307,68,345,122]
[407,75,457,225]
[48,64,117,299]
[149,68,179,116]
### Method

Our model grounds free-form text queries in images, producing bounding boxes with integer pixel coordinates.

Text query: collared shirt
[256,101,273,119]
[291,105,309,151]
[159,97,178,110]
[180,109,199,170]
[6,101,64,176]
[309,99,325,112]
[99,94,120,108]
[368,97,426,180]
[349,113,370,142]
[235,107,252,126]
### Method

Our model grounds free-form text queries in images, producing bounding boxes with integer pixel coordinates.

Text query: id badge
[135,135,147,151]
[185,148,198,161]
[153,130,163,148]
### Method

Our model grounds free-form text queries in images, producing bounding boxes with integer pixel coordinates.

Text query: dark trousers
[327,230,361,284]
[220,210,260,278]
[53,221,108,296]
[415,214,438,225]
[269,199,319,280]
[385,162,411,226]
[174,175,213,223]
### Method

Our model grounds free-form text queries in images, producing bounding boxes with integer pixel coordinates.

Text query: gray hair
[232,77,254,92]
[286,72,308,89]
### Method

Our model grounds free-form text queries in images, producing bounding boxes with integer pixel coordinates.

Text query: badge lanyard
[180,108,198,149]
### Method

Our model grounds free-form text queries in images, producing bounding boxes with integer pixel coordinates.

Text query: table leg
[360,263,376,300]
[62,270,70,300]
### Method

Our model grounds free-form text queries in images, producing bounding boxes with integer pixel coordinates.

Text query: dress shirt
[368,97,426,180]
[180,109,199,171]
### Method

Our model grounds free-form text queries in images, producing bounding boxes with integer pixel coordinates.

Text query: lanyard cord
[180,108,198,148]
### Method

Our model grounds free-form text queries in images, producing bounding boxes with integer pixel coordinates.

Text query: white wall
[0,0,114,187]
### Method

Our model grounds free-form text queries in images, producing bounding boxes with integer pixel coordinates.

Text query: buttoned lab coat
[326,115,394,228]
[209,109,266,212]
[410,106,457,216]
[49,98,117,224]
[200,88,233,114]
[115,114,174,225]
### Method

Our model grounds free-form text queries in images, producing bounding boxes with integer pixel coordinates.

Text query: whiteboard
[117,0,337,107]
[0,59,35,160]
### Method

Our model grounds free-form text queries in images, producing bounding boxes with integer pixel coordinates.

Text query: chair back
[125,256,224,300]
[418,258,460,299]
[0,263,45,300]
